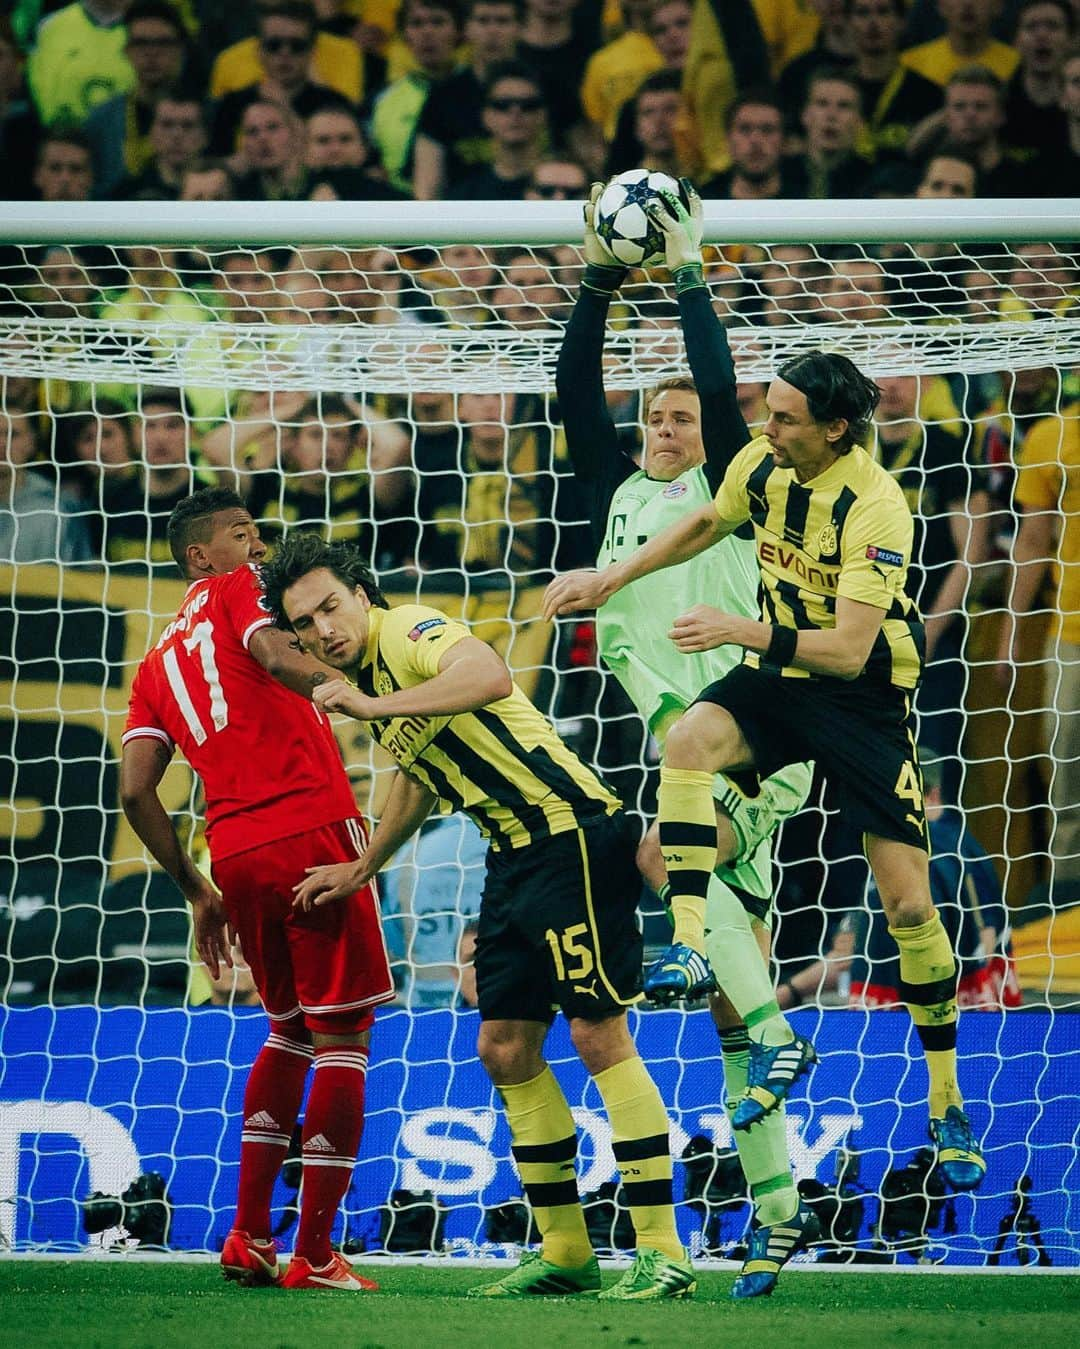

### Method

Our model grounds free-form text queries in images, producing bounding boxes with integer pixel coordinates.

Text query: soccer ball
[594,168,684,268]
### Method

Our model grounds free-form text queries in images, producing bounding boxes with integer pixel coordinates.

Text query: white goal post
[0,200,1077,1267]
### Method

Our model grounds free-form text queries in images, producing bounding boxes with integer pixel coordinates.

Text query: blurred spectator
[699,91,796,199]
[915,145,978,196]
[846,0,943,160]
[523,156,587,198]
[874,362,990,800]
[413,0,522,200]
[648,0,692,73]
[209,0,350,157]
[29,244,100,319]
[777,0,854,129]
[180,158,234,197]
[581,0,663,143]
[606,67,686,176]
[241,393,411,561]
[56,401,137,552]
[99,387,202,571]
[210,0,371,107]
[1063,47,1080,192]
[26,0,135,127]
[784,67,872,197]
[518,0,601,157]
[290,246,414,322]
[1004,0,1073,159]
[211,248,280,322]
[819,255,893,323]
[745,242,829,325]
[0,17,43,200]
[414,390,555,578]
[112,90,207,198]
[999,397,1080,889]
[305,105,410,197]
[411,243,500,323]
[900,0,1021,87]
[677,0,771,178]
[370,0,462,195]
[447,60,547,198]
[380,815,485,1006]
[84,0,188,197]
[1000,241,1078,319]
[229,97,311,198]
[0,411,93,563]
[497,246,570,323]
[849,759,1022,1010]
[923,65,1034,195]
[205,951,262,1006]
[33,127,94,201]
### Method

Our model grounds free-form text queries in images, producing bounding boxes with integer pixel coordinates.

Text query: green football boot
[466,1249,601,1298]
[598,1247,696,1301]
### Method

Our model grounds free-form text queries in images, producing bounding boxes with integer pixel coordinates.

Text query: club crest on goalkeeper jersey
[712,436,925,689]
[123,564,358,861]
[353,604,620,850]
[596,463,760,741]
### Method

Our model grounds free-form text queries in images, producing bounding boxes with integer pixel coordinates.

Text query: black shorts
[475,812,644,1023]
[696,664,928,851]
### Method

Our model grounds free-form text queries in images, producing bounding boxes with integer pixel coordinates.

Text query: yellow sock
[499,1067,593,1268]
[593,1056,683,1262]
[890,912,962,1118]
[658,766,716,953]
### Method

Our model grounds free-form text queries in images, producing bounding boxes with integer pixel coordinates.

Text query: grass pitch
[1,1260,1076,1349]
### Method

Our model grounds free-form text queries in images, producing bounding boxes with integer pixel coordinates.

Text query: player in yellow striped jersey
[545,320,986,1197]
[262,534,697,1301]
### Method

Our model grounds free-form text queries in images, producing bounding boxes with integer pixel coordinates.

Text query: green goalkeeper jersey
[596,463,760,743]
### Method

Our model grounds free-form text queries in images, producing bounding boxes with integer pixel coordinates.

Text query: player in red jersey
[120,488,394,1292]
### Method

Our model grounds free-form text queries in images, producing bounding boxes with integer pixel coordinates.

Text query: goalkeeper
[547,181,818,1299]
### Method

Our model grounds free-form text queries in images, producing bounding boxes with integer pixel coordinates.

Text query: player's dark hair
[126,0,188,40]
[261,533,390,628]
[483,59,544,102]
[167,486,247,572]
[776,351,881,452]
[257,0,318,39]
[946,64,1005,102]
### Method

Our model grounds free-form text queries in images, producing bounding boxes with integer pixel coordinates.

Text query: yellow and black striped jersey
[354,604,621,849]
[713,435,924,689]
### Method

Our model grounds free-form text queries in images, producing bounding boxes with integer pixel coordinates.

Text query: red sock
[294,1043,369,1267]
[234,1029,312,1239]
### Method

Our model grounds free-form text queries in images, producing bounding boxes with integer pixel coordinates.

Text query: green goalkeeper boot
[466,1249,601,1298]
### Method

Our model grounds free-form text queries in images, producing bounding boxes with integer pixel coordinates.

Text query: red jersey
[123,564,359,862]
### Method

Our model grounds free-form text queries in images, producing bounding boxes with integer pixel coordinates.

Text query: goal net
[1,204,1077,1267]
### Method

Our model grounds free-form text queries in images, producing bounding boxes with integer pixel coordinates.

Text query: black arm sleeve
[556,287,636,550]
[677,285,750,494]
[707,0,771,90]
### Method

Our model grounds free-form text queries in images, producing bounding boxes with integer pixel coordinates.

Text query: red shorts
[211,818,395,1034]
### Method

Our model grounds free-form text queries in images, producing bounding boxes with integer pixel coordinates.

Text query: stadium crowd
[0,0,1077,1012]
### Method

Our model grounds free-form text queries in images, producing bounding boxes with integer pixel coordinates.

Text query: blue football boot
[730,1202,821,1300]
[732,1034,817,1130]
[643,944,717,1004]
[930,1105,986,1192]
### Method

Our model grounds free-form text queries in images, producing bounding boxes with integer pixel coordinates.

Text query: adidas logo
[244,1110,279,1129]
[304,1133,336,1153]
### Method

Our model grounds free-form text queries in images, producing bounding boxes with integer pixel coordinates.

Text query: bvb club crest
[818,523,838,556]
[376,671,394,697]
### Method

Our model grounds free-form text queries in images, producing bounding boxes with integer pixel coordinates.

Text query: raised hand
[582,180,628,293]
[646,178,705,274]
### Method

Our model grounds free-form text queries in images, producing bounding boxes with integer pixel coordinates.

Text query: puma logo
[573,979,600,998]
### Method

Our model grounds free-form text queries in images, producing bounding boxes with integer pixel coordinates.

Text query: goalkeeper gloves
[581,180,628,295]
[647,178,706,294]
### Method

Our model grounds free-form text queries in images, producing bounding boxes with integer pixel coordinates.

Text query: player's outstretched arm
[119,737,233,976]
[543,501,727,618]
[647,182,749,490]
[293,769,437,910]
[556,183,631,524]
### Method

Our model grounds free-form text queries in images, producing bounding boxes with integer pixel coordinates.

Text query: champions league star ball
[594,168,685,267]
